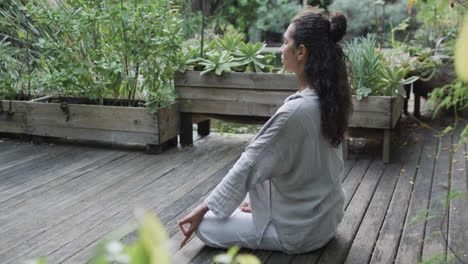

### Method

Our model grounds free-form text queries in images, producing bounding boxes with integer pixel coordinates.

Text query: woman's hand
[178,203,209,248]
[239,201,251,213]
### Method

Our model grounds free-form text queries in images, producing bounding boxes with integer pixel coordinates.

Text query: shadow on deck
[0,113,467,264]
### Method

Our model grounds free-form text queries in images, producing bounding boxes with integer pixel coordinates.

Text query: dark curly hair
[290,9,352,147]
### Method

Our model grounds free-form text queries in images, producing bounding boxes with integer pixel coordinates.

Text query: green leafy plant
[255,0,301,34]
[329,0,408,36]
[1,0,184,110]
[213,245,261,264]
[180,26,276,75]
[346,34,419,100]
[216,26,245,53]
[199,50,239,76]
[232,42,274,72]
[345,35,384,99]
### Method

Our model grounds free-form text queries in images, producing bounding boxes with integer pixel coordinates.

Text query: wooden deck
[0,115,467,264]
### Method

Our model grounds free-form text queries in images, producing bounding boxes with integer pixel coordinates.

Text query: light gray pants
[195,208,284,251]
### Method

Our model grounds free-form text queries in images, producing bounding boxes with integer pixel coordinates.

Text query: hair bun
[330,12,347,43]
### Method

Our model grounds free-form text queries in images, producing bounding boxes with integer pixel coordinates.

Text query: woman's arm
[178,203,209,248]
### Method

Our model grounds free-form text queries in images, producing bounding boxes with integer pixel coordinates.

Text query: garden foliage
[182,26,276,76]
[345,34,419,100]
[0,0,184,111]
[329,0,408,37]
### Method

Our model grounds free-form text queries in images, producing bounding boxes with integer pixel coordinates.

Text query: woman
[178,9,352,254]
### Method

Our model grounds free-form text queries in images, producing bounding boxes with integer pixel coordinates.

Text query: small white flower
[106,241,123,255]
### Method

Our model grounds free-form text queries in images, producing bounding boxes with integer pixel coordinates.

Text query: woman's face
[280,24,300,74]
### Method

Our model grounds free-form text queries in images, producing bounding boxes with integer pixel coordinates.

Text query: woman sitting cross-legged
[178,8,352,254]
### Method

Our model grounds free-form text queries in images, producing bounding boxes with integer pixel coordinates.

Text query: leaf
[23,257,47,264]
[236,254,262,264]
[136,211,170,264]
[227,245,240,258]
[455,15,468,81]
[213,254,233,264]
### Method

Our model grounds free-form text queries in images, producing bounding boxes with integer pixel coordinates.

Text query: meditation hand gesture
[178,203,209,248]
[239,201,251,213]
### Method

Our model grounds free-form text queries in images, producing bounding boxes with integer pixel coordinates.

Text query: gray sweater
[204,88,345,254]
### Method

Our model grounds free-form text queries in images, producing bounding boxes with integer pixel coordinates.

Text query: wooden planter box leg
[180,112,193,146]
[342,137,349,161]
[146,136,178,154]
[414,92,421,118]
[383,129,391,164]
[197,119,210,137]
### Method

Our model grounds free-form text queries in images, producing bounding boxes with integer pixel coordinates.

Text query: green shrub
[345,34,418,99]
[255,0,301,33]
[1,0,184,111]
[329,0,408,36]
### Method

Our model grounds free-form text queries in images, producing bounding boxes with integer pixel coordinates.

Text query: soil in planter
[41,97,150,107]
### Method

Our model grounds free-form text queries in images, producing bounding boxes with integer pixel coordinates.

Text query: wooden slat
[349,111,392,129]
[0,149,121,234]
[0,147,102,200]
[315,160,386,264]
[369,127,426,264]
[0,145,76,184]
[342,159,373,208]
[54,135,251,264]
[0,151,147,251]
[0,144,47,172]
[176,87,292,105]
[345,132,423,264]
[266,252,295,264]
[157,102,180,143]
[395,123,439,264]
[175,71,298,91]
[3,135,231,263]
[421,131,450,261]
[351,96,392,113]
[0,151,128,212]
[0,100,28,134]
[179,99,281,117]
[28,126,160,145]
[448,125,468,264]
[27,102,159,133]
[391,96,404,128]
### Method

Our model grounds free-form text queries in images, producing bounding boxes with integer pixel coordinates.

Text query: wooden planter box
[175,71,404,163]
[175,71,297,145]
[346,95,404,163]
[0,98,179,153]
[0,100,29,134]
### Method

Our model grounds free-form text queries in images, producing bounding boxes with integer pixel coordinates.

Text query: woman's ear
[297,44,307,62]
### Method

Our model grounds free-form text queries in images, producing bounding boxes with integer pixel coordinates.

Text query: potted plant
[344,34,419,162]
[175,27,299,145]
[0,0,182,153]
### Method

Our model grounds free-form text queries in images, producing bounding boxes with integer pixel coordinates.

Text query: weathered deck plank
[5,135,244,263]
[344,128,423,264]
[395,122,439,264]
[447,122,468,264]
[1,113,467,264]
[369,126,426,264]
[421,126,450,261]
[56,135,251,263]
